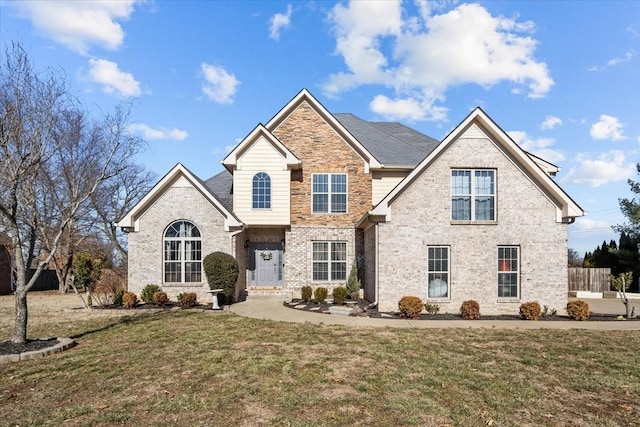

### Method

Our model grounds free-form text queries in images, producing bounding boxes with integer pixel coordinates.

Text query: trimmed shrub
[113,290,124,306]
[346,260,361,299]
[141,284,161,304]
[314,287,328,304]
[519,301,542,320]
[567,300,590,321]
[153,291,168,306]
[178,292,197,308]
[203,252,239,304]
[332,286,348,305]
[460,300,480,320]
[122,292,138,309]
[398,296,424,319]
[301,285,313,302]
[425,303,440,315]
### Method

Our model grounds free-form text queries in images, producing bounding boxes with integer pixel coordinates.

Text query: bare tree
[0,43,145,343]
[91,163,155,265]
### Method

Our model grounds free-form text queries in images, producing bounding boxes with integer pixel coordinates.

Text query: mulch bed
[284,299,639,321]
[0,338,59,356]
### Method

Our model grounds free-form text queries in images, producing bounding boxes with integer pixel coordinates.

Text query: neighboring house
[118,89,585,314]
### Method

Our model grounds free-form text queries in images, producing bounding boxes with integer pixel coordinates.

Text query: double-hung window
[312,173,347,213]
[252,172,271,209]
[498,246,519,298]
[451,169,495,221]
[312,241,347,281]
[427,246,449,299]
[164,221,202,283]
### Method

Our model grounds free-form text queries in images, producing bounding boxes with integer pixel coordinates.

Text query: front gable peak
[368,107,585,224]
[117,163,242,232]
[222,124,301,171]
[266,89,382,172]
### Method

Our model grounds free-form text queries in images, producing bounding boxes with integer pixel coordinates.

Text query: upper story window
[252,172,271,209]
[164,220,202,283]
[312,173,347,213]
[451,169,495,221]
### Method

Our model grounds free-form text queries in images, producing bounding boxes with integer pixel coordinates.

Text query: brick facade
[127,183,232,301]
[123,92,581,315]
[375,136,569,314]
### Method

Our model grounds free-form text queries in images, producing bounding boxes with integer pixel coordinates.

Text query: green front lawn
[1,310,639,426]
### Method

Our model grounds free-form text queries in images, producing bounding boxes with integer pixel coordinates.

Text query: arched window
[252,172,271,209]
[164,221,202,283]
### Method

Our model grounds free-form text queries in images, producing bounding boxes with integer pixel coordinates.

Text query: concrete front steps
[246,287,293,302]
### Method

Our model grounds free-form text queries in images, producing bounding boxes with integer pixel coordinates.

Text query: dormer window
[252,172,271,209]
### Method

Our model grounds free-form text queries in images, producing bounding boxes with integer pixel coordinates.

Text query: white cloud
[88,58,141,97]
[369,94,448,122]
[200,63,240,104]
[128,123,188,141]
[588,49,636,72]
[508,130,565,164]
[572,217,613,232]
[269,4,293,40]
[324,1,553,122]
[561,151,636,187]
[590,115,626,140]
[11,0,138,54]
[541,115,562,130]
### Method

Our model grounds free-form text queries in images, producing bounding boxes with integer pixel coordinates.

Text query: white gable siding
[234,136,291,225]
[372,170,409,205]
[376,134,568,314]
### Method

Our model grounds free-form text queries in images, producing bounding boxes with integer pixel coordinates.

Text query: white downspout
[366,222,379,310]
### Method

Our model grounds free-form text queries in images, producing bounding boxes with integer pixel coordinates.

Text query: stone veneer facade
[373,135,569,314]
[269,101,371,294]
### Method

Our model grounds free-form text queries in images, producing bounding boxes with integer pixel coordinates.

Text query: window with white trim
[451,169,495,221]
[427,246,449,299]
[252,172,271,209]
[312,241,347,281]
[164,221,202,283]
[312,173,347,213]
[498,246,519,298]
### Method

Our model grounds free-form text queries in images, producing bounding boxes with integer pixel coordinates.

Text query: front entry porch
[248,242,284,287]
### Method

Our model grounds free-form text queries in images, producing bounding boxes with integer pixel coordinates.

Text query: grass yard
[1,298,639,426]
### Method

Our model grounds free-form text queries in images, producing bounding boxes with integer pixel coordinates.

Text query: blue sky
[1,0,639,256]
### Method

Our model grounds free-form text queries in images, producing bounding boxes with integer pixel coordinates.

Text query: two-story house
[118,89,585,314]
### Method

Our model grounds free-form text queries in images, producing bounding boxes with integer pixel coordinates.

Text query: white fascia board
[117,163,242,232]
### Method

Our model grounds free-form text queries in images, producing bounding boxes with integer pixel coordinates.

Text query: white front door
[254,248,283,286]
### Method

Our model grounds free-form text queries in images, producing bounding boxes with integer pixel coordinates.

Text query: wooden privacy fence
[568,267,611,292]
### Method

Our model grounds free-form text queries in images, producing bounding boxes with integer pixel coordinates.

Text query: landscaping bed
[284,299,639,321]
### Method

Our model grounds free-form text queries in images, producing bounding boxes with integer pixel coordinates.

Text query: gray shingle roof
[203,170,233,212]
[334,113,439,167]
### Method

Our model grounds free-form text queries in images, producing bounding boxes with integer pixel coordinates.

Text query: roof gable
[222,124,301,171]
[117,163,242,232]
[266,89,382,172]
[369,107,585,224]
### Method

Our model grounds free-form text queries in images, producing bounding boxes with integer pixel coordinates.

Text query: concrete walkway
[230,297,640,330]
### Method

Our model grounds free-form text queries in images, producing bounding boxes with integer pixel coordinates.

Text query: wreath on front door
[260,251,273,261]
